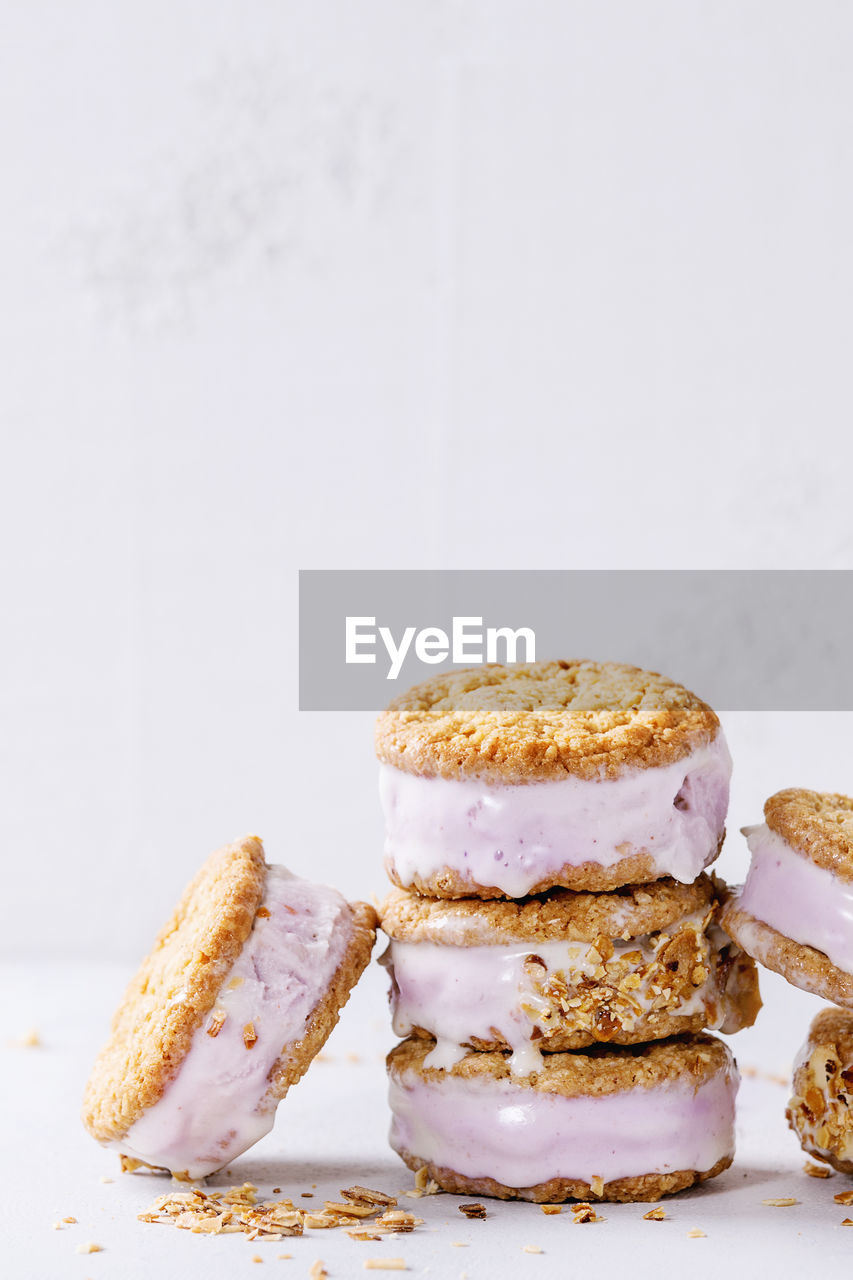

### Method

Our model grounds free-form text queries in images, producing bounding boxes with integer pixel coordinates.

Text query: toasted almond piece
[206,1009,227,1038]
[303,1213,340,1230]
[541,1205,561,1215]
[324,1201,377,1218]
[63,1216,78,1224]
[342,1186,398,1208]
[590,1175,605,1197]
[835,1190,853,1205]
[842,1219,853,1226]
[75,1242,103,1254]
[803,1162,832,1178]
[243,1021,258,1049]
[363,1262,407,1272]
[643,1207,666,1221]
[687,1228,706,1238]
[761,1198,798,1207]
[347,1230,383,1242]
[309,1263,328,1280]
[458,1203,486,1220]
[523,1244,544,1253]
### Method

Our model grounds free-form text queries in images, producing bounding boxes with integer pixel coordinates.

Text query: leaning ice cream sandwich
[787,1007,853,1173]
[82,836,376,1179]
[380,875,759,1072]
[376,661,731,898]
[387,1033,738,1202]
[721,790,853,1006]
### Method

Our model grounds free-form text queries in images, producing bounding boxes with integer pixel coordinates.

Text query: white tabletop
[4,954,852,1280]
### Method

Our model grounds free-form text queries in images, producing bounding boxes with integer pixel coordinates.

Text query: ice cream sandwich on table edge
[82,836,377,1180]
[376,659,732,898]
[722,789,853,1006]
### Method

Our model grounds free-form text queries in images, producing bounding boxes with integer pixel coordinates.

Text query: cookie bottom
[721,901,853,1008]
[388,832,725,899]
[394,1149,733,1203]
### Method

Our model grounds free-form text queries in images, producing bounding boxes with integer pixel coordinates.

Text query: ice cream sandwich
[82,836,376,1179]
[387,1032,738,1202]
[721,789,853,1006]
[376,660,731,898]
[787,1007,853,1173]
[380,874,759,1072]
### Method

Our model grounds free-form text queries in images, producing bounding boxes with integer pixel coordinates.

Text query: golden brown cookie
[380,876,760,1063]
[82,837,377,1178]
[765,789,853,882]
[376,660,721,784]
[387,1034,738,1202]
[787,1008,853,1173]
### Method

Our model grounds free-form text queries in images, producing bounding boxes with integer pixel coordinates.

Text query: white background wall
[3,2,852,961]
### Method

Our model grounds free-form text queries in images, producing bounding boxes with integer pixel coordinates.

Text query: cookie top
[83,836,269,1142]
[381,875,717,946]
[375,660,720,783]
[388,1032,732,1097]
[765,789,853,880]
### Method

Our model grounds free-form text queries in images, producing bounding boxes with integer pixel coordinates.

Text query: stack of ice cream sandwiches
[376,660,761,1203]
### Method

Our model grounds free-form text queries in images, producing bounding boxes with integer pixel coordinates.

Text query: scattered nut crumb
[541,1205,561,1215]
[803,1162,832,1178]
[137,1182,421,1243]
[363,1263,407,1272]
[75,1242,102,1254]
[309,1263,328,1280]
[252,1256,263,1263]
[458,1203,486,1220]
[273,1188,282,1195]
[342,1187,397,1208]
[347,1052,361,1063]
[522,1244,544,1253]
[99,1177,113,1185]
[687,1228,706,1238]
[571,1204,602,1224]
[643,1206,666,1221]
[302,1193,314,1199]
[451,1241,468,1246]
[842,1219,853,1226]
[119,1155,143,1173]
[835,1190,853,1205]
[590,1176,604,1197]
[51,1222,62,1231]
[278,1255,292,1260]
[243,1022,258,1049]
[761,1198,798,1207]
[63,1216,78,1224]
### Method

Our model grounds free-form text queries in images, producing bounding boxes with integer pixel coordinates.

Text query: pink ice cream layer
[116,866,355,1179]
[380,733,731,897]
[388,1058,738,1188]
[738,824,853,974]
